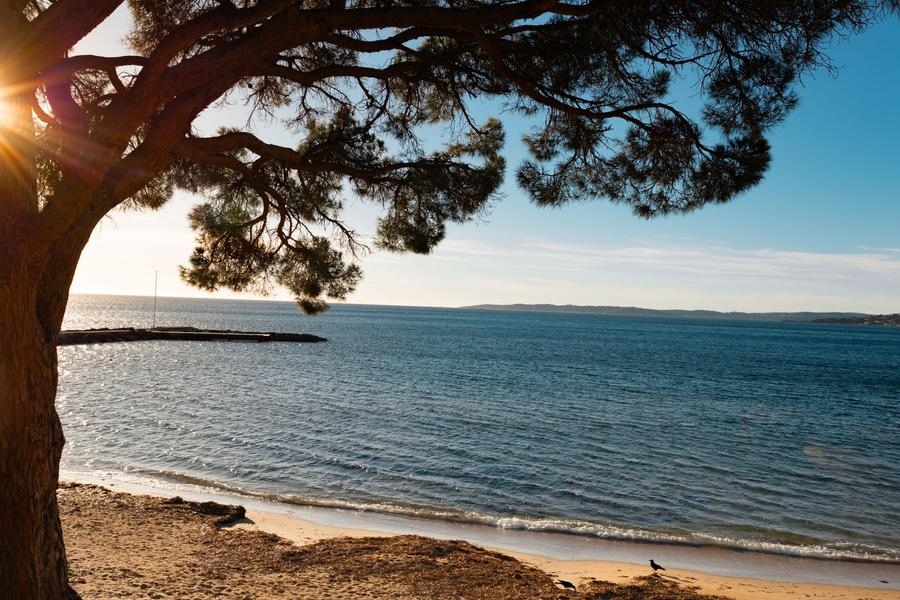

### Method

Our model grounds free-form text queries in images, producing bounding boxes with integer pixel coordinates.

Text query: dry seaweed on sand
[579,576,732,599]
[59,483,732,599]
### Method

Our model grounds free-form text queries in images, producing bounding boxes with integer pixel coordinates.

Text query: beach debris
[580,575,732,599]
[160,494,246,525]
[196,501,246,526]
[556,579,576,591]
[650,559,666,572]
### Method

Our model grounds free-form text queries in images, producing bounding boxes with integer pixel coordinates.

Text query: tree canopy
[0,0,890,318]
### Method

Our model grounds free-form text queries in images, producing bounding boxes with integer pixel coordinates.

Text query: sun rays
[0,77,32,129]
[0,82,41,201]
[0,84,16,134]
[0,96,11,127]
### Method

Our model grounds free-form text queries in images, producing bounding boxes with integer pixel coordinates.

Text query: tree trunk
[0,266,79,599]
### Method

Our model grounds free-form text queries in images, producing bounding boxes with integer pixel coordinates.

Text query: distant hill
[463,304,871,322]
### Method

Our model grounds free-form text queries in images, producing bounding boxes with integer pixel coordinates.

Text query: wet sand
[59,482,900,599]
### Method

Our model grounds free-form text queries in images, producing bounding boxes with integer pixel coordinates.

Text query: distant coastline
[463,303,900,325]
[805,314,900,326]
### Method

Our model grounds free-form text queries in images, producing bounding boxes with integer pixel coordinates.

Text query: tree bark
[0,255,79,599]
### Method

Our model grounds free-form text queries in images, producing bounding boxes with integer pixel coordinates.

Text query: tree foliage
[1,0,890,316]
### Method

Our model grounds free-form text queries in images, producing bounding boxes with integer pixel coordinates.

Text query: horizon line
[68,292,894,316]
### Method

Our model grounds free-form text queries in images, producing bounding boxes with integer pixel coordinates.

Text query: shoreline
[61,470,900,595]
[59,469,899,565]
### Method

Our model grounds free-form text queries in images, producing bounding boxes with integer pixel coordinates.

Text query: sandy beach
[59,482,900,599]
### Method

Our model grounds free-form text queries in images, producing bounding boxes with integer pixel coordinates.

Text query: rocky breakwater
[57,327,327,346]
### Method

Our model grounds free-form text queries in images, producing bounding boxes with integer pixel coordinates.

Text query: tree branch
[22,0,123,73]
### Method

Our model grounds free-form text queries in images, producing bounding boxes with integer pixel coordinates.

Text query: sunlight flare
[0,81,40,196]
[0,87,13,132]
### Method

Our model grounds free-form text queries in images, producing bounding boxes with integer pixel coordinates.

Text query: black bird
[557,579,577,591]
[649,559,665,572]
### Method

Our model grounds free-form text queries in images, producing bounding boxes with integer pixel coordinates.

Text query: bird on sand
[557,579,577,591]
[649,559,665,572]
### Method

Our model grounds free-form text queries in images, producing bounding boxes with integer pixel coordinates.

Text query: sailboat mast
[152,270,158,329]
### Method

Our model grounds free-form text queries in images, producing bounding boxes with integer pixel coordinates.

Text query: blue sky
[71,13,900,312]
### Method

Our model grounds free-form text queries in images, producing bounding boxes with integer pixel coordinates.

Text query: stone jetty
[57,327,326,346]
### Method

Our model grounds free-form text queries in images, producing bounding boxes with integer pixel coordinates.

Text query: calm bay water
[58,294,900,562]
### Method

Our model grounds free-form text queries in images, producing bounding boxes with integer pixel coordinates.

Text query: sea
[58,294,900,564]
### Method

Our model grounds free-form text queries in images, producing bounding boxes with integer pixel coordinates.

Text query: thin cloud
[421,237,900,309]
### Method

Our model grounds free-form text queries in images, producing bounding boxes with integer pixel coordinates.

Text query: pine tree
[0,1,888,596]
